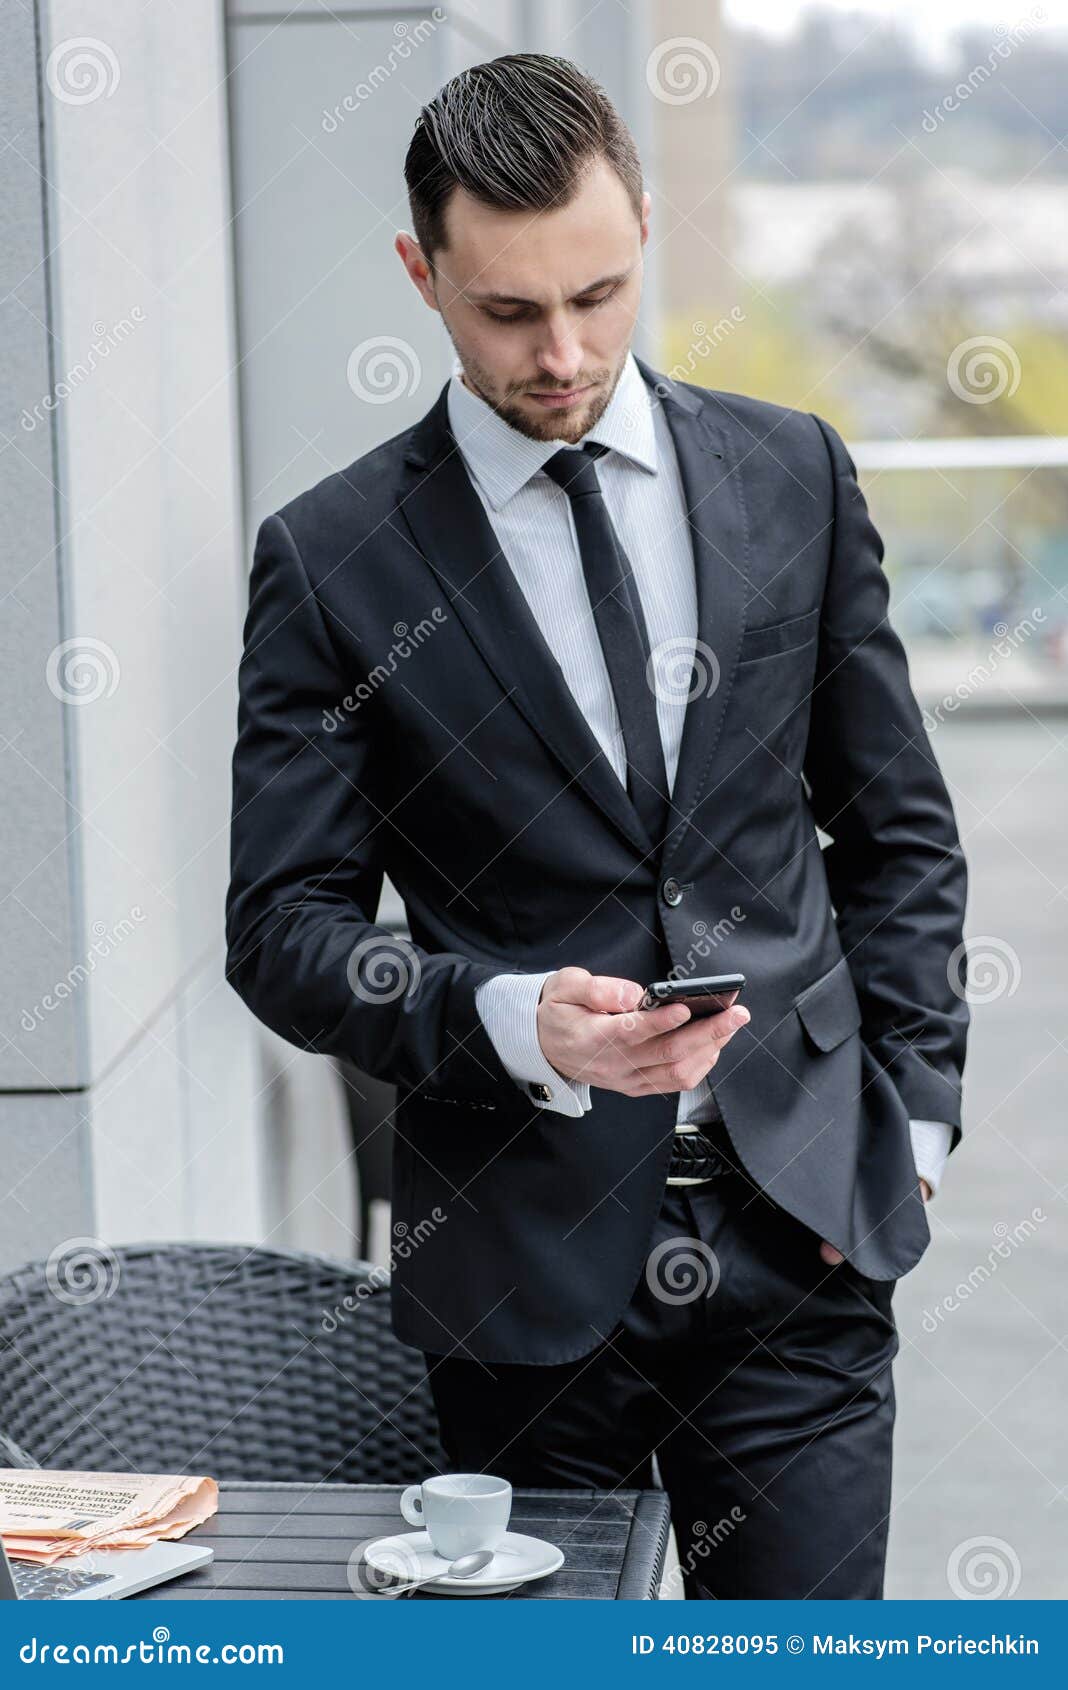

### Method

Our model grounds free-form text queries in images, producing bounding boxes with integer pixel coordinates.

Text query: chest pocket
[737,606,820,665]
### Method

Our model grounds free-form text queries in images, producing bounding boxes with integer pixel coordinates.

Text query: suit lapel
[635,359,750,853]
[395,362,751,862]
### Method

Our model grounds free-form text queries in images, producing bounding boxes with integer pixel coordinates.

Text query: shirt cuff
[909,1118,953,1195]
[474,972,592,1118]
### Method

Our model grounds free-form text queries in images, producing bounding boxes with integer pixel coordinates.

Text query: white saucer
[362,1529,564,1595]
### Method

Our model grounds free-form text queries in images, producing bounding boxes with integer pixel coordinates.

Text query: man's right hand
[536,967,750,1098]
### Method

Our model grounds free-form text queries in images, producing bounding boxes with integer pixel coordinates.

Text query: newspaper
[0,1469,218,1565]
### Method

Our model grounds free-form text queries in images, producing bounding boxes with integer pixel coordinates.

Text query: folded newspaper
[0,1469,218,1565]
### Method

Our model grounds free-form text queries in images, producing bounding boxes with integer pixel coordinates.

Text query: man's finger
[549,969,645,1014]
[602,1001,692,1045]
[619,1004,749,1066]
[625,1023,747,1090]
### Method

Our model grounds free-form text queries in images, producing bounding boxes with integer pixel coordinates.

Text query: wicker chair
[0,1243,445,1484]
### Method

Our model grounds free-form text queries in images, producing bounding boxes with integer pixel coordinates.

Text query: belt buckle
[666,1125,725,1186]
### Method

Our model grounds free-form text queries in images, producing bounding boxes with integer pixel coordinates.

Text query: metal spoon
[390,1548,494,1597]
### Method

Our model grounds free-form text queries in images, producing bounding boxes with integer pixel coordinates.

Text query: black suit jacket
[225,358,969,1364]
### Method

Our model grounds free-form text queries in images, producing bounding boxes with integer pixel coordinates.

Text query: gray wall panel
[0,0,264,1263]
[0,0,83,1090]
[228,6,490,529]
[0,1095,94,1274]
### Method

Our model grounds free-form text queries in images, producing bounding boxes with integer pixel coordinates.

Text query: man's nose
[535,322,584,385]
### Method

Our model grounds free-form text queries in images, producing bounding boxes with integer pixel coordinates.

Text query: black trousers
[425,1140,898,1599]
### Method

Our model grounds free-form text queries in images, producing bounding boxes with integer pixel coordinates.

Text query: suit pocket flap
[738,606,820,663]
[794,957,862,1052]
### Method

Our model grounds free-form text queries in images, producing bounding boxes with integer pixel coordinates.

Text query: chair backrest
[0,1243,445,1484]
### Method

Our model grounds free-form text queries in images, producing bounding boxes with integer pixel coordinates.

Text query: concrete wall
[0,0,657,1273]
[0,0,262,1270]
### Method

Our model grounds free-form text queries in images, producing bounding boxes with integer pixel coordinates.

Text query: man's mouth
[526,383,595,410]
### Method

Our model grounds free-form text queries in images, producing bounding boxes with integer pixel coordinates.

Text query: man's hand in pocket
[819,1180,932,1267]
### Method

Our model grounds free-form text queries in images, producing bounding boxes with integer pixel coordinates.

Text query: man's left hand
[819,1181,932,1267]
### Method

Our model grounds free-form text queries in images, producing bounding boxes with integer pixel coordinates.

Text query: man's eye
[485,309,530,323]
[577,291,614,310]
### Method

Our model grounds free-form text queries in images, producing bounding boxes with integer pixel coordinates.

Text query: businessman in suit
[225,54,968,1598]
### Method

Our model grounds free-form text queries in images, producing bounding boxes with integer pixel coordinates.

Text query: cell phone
[640,973,746,1019]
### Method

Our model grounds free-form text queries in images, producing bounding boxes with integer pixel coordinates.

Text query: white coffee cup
[399,1473,512,1560]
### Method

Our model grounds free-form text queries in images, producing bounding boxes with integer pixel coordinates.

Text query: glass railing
[853,442,1068,714]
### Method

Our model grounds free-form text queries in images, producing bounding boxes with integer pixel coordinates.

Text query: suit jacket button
[661,876,683,908]
[529,1082,553,1103]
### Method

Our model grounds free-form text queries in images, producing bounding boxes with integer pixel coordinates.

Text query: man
[225,54,968,1598]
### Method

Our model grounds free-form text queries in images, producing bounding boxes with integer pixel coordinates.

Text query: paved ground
[886,712,1068,1598]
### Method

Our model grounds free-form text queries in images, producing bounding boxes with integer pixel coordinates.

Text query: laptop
[0,1532,213,1600]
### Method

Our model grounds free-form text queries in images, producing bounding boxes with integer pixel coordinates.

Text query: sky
[721,0,1067,65]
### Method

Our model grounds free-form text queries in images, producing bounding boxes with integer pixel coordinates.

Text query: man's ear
[394,232,439,313]
[639,190,651,247]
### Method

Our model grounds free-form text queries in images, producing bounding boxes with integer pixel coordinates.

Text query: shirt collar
[446,351,659,513]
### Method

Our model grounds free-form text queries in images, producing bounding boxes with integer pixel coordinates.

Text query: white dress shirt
[448,353,951,1193]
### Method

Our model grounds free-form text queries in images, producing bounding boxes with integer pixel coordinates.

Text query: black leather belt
[666,1124,729,1185]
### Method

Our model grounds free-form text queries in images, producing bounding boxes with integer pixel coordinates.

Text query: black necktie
[542,442,669,849]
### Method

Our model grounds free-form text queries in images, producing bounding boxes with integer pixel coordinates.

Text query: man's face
[397,155,649,444]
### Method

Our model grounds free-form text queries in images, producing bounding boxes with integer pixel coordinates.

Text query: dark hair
[404,53,643,263]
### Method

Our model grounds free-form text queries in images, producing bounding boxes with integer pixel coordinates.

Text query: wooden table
[130,1481,671,1600]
